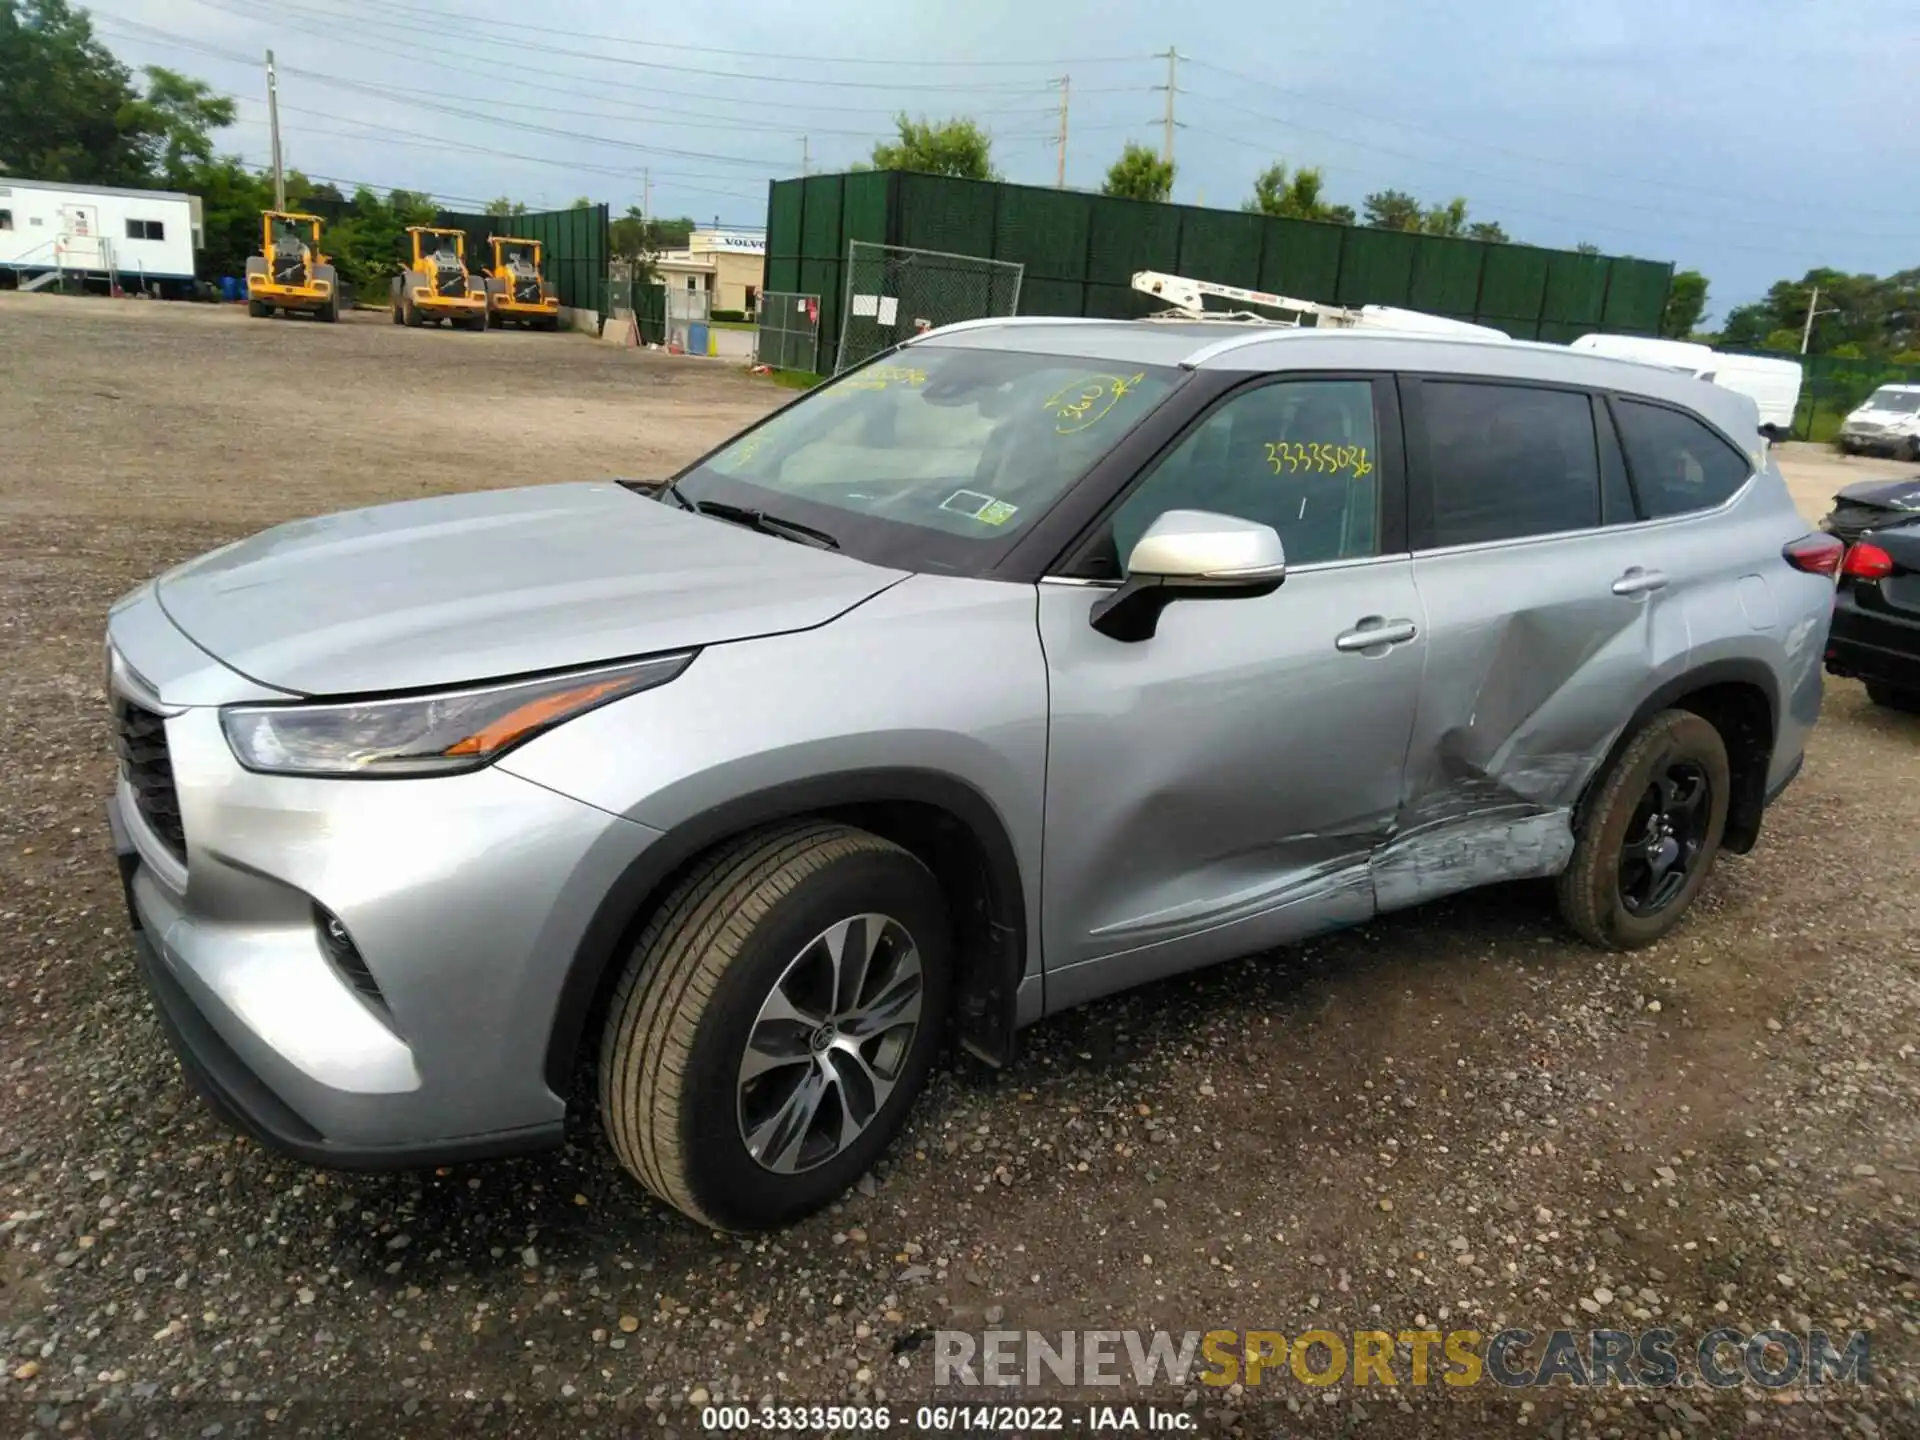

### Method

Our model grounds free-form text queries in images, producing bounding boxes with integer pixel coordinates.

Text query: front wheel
[599,822,950,1231]
[248,299,270,318]
[1556,709,1730,950]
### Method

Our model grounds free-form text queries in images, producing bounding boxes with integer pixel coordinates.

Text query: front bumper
[1825,581,1920,689]
[105,642,663,1169]
[411,287,487,313]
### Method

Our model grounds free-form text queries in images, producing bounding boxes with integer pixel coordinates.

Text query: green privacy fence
[763,172,1673,350]
[434,202,610,313]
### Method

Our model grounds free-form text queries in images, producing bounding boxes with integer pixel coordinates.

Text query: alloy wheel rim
[736,913,924,1175]
[1618,758,1712,917]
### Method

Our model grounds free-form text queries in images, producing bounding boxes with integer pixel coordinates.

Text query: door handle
[1612,567,1669,597]
[1335,617,1419,653]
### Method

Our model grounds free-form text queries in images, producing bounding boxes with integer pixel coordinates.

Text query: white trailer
[1570,333,1802,440]
[0,179,203,297]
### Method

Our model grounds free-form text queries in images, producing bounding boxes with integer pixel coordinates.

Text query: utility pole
[1052,75,1070,189]
[641,167,651,223]
[265,50,286,211]
[1154,47,1180,170]
[1800,283,1839,355]
[800,135,811,177]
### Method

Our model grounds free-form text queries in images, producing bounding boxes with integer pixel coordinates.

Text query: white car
[1837,384,1920,460]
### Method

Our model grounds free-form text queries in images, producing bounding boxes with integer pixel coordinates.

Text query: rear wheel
[1556,710,1730,950]
[599,822,950,1231]
[1866,681,1920,713]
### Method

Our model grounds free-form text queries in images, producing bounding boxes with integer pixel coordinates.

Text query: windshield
[671,344,1183,573]
[1863,388,1920,414]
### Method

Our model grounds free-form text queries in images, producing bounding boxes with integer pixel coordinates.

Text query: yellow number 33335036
[1263,441,1373,478]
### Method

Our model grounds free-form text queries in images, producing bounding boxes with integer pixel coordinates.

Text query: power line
[190,0,1056,93]
[1182,55,1920,226]
[321,0,1149,69]
[97,11,1097,122]
[1177,90,1920,245]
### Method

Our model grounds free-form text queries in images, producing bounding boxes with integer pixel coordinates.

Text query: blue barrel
[220,275,241,302]
[688,321,710,355]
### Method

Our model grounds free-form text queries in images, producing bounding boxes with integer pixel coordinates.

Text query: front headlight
[221,652,695,778]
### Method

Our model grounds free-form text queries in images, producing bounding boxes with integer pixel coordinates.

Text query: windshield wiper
[690,498,840,550]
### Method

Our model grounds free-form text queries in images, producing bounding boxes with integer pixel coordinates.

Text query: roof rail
[901,315,1115,345]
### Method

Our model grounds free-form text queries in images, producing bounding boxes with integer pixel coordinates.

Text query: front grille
[272,256,305,286]
[514,278,541,304]
[435,265,466,297]
[114,700,186,865]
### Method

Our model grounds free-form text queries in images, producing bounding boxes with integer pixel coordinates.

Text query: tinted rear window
[1422,381,1601,547]
[1613,399,1751,519]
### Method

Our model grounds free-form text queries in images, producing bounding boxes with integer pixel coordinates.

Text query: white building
[0,179,203,296]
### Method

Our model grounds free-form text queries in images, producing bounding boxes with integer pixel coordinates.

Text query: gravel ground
[2,294,1918,1438]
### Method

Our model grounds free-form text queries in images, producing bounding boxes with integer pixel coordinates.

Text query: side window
[125,219,164,241]
[0,210,11,231]
[1108,378,1381,570]
[1612,398,1752,519]
[1421,381,1601,546]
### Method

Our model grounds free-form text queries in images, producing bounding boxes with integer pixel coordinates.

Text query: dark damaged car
[105,319,1838,1231]
[1823,476,1920,711]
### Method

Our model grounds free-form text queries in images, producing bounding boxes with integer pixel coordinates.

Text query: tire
[1556,709,1731,950]
[404,301,423,328]
[599,821,951,1231]
[247,299,269,318]
[319,297,338,324]
[1866,681,1920,713]
[1905,438,1920,463]
[391,302,402,326]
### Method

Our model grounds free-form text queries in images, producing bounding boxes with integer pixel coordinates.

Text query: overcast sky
[90,0,1918,321]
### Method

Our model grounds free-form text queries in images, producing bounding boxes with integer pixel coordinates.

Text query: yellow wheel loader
[389,227,489,331]
[481,235,562,330]
[244,211,338,321]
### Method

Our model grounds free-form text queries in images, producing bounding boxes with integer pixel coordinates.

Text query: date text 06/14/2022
[698,1403,1196,1431]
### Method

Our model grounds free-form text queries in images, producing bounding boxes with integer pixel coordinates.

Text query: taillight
[1783,533,1846,578]
[1842,541,1895,580]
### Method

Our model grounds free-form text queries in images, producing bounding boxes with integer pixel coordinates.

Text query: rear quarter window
[1612,399,1752,519]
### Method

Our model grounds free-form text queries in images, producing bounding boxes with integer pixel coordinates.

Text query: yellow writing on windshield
[1264,441,1374,479]
[841,364,929,391]
[1044,372,1148,435]
[718,431,770,468]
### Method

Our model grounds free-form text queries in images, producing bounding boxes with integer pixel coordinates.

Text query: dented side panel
[1391,523,1692,911]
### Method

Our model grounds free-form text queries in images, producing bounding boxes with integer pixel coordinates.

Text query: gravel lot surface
[2,295,1918,1438]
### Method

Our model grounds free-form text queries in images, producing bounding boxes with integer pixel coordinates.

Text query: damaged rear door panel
[1385,375,1694,911]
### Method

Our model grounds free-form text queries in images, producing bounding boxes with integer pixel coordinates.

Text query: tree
[124,65,234,183]
[610,207,695,262]
[570,195,592,209]
[1102,141,1173,203]
[1421,197,1470,238]
[1659,269,1709,339]
[485,196,528,217]
[1361,189,1423,231]
[0,0,150,184]
[869,114,996,180]
[1575,242,1602,255]
[1242,161,1352,224]
[1466,220,1509,243]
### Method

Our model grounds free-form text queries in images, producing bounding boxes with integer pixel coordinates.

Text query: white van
[1836,384,1920,459]
[1570,334,1802,440]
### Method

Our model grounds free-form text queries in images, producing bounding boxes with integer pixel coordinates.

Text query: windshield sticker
[1043,372,1148,435]
[1264,441,1374,479]
[841,364,928,392]
[940,489,1020,526]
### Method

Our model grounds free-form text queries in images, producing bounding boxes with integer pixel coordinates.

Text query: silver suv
[105,320,1841,1230]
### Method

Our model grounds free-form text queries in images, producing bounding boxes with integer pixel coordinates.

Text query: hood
[155,482,906,696]
[1848,404,1920,425]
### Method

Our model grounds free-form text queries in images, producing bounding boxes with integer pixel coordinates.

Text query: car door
[1389,375,1693,910]
[1036,372,1428,1011]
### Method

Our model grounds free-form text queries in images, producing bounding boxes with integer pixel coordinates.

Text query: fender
[542,768,1030,1094]
[1576,657,1782,856]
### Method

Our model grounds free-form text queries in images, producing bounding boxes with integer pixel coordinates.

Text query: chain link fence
[754,291,822,373]
[666,283,710,353]
[834,241,1023,373]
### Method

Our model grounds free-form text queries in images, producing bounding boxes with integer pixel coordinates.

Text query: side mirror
[1090,509,1287,643]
